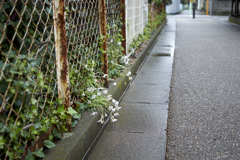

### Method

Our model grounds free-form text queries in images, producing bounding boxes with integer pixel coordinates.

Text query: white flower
[82,92,85,96]
[111,118,118,123]
[97,115,104,124]
[120,56,129,65]
[102,90,108,95]
[108,106,114,111]
[87,100,91,104]
[127,71,131,76]
[97,118,104,124]
[91,112,98,116]
[112,108,116,112]
[110,39,114,43]
[113,82,117,86]
[112,99,117,104]
[115,101,119,106]
[118,42,122,46]
[124,58,129,64]
[105,113,108,117]
[97,92,101,96]
[112,99,119,106]
[129,76,133,80]
[107,95,112,100]
[87,87,95,92]
[116,106,122,111]
[114,113,120,117]
[123,56,129,65]
[91,95,96,99]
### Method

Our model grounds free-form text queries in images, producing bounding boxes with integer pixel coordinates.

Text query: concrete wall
[126,0,148,52]
[202,0,231,15]
[212,0,231,15]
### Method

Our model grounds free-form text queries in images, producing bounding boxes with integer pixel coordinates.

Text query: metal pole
[99,0,109,88]
[120,0,127,55]
[206,0,209,15]
[53,0,71,108]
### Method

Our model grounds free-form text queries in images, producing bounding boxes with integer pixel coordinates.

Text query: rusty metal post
[120,0,127,55]
[53,0,71,108]
[99,0,109,87]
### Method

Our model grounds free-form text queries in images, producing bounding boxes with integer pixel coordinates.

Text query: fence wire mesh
[0,0,123,159]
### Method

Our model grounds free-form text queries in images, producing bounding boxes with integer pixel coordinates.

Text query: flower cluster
[91,91,122,124]
[126,71,133,80]
[120,55,130,65]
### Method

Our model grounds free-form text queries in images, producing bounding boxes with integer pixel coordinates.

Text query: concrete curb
[45,20,166,160]
[229,16,240,25]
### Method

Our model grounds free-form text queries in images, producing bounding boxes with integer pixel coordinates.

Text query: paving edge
[44,20,166,160]
[229,16,240,25]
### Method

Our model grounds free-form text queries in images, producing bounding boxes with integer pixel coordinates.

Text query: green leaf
[57,105,65,113]
[67,107,78,116]
[43,140,56,149]
[33,148,45,158]
[0,136,5,149]
[31,98,37,105]
[25,151,35,160]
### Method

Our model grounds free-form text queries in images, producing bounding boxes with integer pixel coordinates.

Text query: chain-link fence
[0,0,125,159]
[0,0,169,159]
[0,1,57,158]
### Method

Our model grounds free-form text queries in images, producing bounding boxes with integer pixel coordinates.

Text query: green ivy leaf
[31,98,37,105]
[0,136,5,149]
[43,140,56,149]
[57,105,65,113]
[25,151,35,160]
[67,107,78,116]
[33,148,45,158]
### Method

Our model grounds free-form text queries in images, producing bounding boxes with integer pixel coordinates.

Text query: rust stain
[53,0,70,108]
[120,0,127,55]
[58,9,68,83]
[99,0,109,87]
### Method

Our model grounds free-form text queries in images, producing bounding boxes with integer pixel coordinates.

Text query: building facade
[199,0,231,15]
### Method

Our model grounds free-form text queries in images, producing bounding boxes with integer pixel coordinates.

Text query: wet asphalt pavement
[166,15,240,160]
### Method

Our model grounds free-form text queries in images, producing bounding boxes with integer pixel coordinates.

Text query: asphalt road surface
[166,15,240,160]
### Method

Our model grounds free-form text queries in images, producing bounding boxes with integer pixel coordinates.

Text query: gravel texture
[166,15,240,160]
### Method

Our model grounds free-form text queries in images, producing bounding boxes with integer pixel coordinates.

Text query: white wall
[126,0,148,52]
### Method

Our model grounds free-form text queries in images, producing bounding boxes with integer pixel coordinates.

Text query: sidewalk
[86,19,176,160]
[166,15,240,160]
